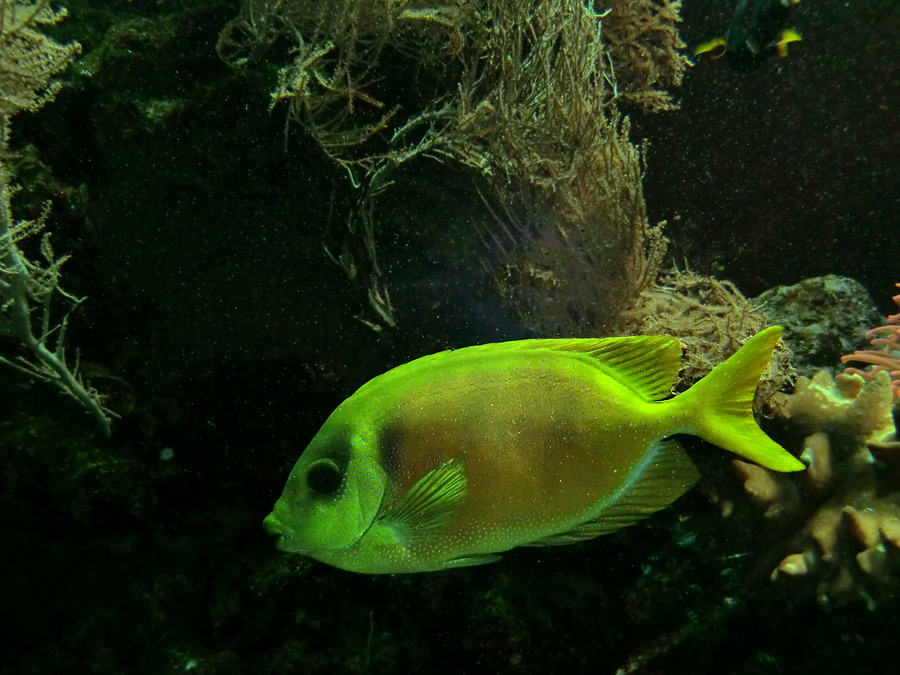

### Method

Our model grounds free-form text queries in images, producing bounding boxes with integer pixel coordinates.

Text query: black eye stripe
[307,459,343,495]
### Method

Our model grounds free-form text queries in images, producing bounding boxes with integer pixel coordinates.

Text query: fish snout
[263,511,288,537]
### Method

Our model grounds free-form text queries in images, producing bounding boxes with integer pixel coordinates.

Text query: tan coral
[734,370,900,610]
[732,460,799,519]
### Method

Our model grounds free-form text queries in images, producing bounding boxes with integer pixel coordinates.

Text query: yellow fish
[264,326,803,573]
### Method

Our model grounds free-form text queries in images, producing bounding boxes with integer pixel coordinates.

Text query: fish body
[264,327,803,574]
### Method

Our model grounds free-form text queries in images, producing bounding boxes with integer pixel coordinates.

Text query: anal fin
[438,554,502,570]
[524,440,699,547]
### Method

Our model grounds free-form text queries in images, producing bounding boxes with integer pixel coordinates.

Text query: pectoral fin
[379,457,467,545]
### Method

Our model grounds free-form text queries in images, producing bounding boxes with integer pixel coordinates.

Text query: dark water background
[1,1,899,673]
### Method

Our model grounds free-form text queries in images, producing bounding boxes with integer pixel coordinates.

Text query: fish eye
[306,459,343,495]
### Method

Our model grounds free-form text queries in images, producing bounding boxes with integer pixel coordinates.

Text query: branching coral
[841,283,900,399]
[0,1,110,434]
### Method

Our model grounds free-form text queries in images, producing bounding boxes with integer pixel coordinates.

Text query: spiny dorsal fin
[380,458,467,544]
[523,440,699,546]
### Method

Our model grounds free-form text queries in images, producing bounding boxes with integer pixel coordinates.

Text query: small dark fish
[695,0,801,70]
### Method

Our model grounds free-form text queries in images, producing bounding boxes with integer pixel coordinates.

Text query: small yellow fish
[264,326,803,574]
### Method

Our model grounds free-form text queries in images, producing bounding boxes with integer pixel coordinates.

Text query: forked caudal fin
[677,326,805,472]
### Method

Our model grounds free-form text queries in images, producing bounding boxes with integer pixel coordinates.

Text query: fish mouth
[263,513,320,554]
[263,512,288,537]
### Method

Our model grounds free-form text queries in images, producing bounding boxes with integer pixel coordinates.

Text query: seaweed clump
[218,0,689,330]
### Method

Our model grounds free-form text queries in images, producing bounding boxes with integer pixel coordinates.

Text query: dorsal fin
[355,335,683,403]
[463,336,684,401]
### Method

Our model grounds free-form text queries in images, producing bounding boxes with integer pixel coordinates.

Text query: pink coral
[841,283,900,399]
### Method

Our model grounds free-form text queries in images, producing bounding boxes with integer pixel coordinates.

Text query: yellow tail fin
[678,326,804,472]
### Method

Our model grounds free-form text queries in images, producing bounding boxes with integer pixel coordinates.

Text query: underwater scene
[2,0,899,673]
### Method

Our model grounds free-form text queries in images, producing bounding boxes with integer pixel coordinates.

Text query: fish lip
[278,537,319,555]
[263,512,280,532]
[268,530,319,555]
[263,511,327,556]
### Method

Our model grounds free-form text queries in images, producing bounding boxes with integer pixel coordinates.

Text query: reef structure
[731,369,900,609]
